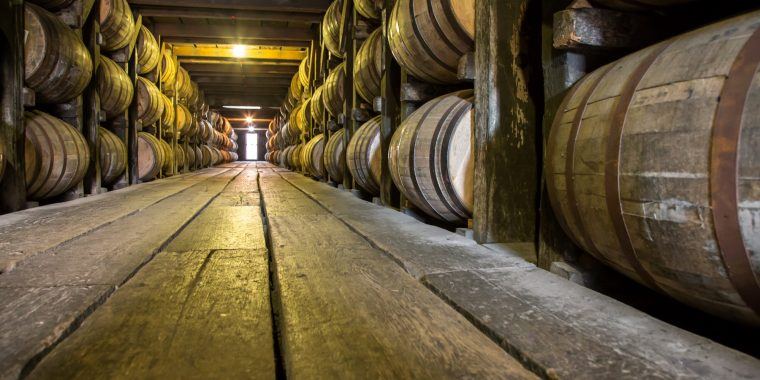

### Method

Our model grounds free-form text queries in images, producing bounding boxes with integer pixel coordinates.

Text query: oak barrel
[24,110,90,200]
[176,67,193,100]
[347,116,381,195]
[174,144,186,170]
[354,28,382,104]
[324,128,346,182]
[176,104,192,135]
[136,26,160,74]
[98,127,126,186]
[160,50,178,88]
[388,0,474,84]
[297,98,312,133]
[302,134,326,178]
[200,145,213,167]
[99,0,134,51]
[311,86,326,126]
[289,73,304,104]
[158,139,174,175]
[355,0,380,19]
[389,89,473,223]
[322,0,344,58]
[24,4,93,104]
[98,56,134,120]
[137,132,165,181]
[545,12,760,325]
[160,93,175,129]
[323,62,345,118]
[136,76,163,127]
[298,57,310,88]
[280,145,293,168]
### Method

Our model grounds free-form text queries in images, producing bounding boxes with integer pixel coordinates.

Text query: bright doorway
[246,133,258,160]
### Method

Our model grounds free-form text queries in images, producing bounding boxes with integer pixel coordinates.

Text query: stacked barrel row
[16,0,235,203]
[271,0,760,327]
[266,55,311,169]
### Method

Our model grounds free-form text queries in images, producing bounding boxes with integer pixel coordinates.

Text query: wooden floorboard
[259,171,535,379]
[0,169,229,273]
[27,249,274,380]
[0,167,245,379]
[279,170,760,380]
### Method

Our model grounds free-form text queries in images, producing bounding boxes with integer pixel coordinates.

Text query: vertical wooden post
[340,1,356,189]
[126,42,139,184]
[82,9,102,194]
[473,0,543,248]
[379,0,401,208]
[0,0,26,213]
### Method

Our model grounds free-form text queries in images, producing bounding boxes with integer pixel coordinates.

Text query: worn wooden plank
[423,268,760,379]
[0,286,113,380]
[28,249,275,380]
[0,168,228,273]
[166,207,266,251]
[259,171,535,379]
[281,170,760,379]
[0,168,244,377]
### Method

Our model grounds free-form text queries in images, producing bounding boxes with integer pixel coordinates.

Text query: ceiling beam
[129,0,331,12]
[182,63,297,75]
[206,95,283,107]
[134,6,322,23]
[193,76,292,85]
[160,36,311,47]
[154,22,314,41]
[178,58,300,66]
[172,45,307,61]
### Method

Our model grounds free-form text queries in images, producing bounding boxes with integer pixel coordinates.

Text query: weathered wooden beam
[128,0,331,12]
[133,6,322,23]
[205,95,283,107]
[160,36,311,47]
[473,0,542,244]
[553,6,658,51]
[172,45,307,61]
[379,1,401,208]
[193,76,292,85]
[178,58,300,67]
[0,0,26,213]
[154,22,313,41]
[182,63,297,75]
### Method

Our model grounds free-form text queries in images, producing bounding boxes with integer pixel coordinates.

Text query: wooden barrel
[176,67,193,100]
[347,116,381,195]
[99,0,134,51]
[302,134,326,178]
[158,139,174,174]
[289,103,303,133]
[200,145,213,167]
[297,98,312,133]
[136,26,160,74]
[298,57,310,88]
[322,0,344,58]
[174,144,186,170]
[354,28,382,104]
[289,74,304,103]
[98,127,126,186]
[591,0,695,10]
[324,128,346,182]
[289,144,303,170]
[211,147,222,166]
[160,50,178,89]
[188,81,201,109]
[185,145,196,168]
[311,85,326,126]
[280,122,301,146]
[136,76,163,127]
[24,4,93,104]
[27,0,77,11]
[176,104,192,135]
[389,0,474,84]
[323,62,345,118]
[390,90,473,223]
[280,145,293,167]
[160,93,175,129]
[98,56,134,120]
[355,0,380,19]
[24,111,89,200]
[545,12,760,326]
[137,132,164,181]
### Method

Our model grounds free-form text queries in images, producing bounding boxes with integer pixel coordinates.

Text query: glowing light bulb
[245,116,253,123]
[232,45,246,58]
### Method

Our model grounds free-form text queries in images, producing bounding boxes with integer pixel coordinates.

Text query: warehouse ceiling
[129,0,330,126]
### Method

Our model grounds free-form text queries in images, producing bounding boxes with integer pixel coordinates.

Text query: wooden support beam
[193,76,292,85]
[133,6,322,23]
[82,12,102,195]
[153,22,313,41]
[473,0,543,245]
[160,36,311,47]
[341,3,356,189]
[205,95,283,107]
[379,1,401,208]
[172,45,307,61]
[0,0,26,213]
[182,63,297,75]
[553,6,658,51]
[128,0,331,12]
